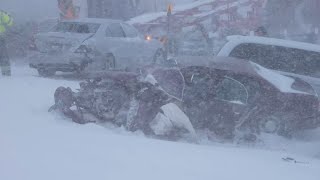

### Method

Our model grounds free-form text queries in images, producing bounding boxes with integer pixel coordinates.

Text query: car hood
[35,32,94,53]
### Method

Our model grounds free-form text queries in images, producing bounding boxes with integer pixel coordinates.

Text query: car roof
[61,18,122,25]
[176,56,309,94]
[226,35,320,53]
[177,56,259,76]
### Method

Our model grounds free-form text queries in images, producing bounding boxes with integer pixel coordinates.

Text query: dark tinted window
[229,43,320,78]
[53,22,100,33]
[107,23,125,37]
[289,76,317,95]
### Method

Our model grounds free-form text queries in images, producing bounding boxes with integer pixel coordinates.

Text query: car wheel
[102,54,116,70]
[152,48,166,65]
[259,115,282,134]
[38,68,55,77]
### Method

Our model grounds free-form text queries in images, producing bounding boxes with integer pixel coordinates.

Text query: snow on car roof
[218,35,320,56]
[62,18,122,25]
[215,58,311,94]
[251,62,309,94]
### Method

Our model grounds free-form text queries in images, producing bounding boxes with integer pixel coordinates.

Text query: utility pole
[165,4,173,60]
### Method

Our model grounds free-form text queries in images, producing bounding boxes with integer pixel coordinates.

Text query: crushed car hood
[35,32,94,53]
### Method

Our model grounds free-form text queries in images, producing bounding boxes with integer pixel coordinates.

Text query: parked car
[30,18,165,77]
[29,18,59,51]
[217,35,320,95]
[50,57,320,140]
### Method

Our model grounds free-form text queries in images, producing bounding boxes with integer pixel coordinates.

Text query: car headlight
[145,35,152,41]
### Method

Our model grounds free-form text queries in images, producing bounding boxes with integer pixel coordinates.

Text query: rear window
[53,22,100,34]
[229,43,320,78]
[290,76,317,95]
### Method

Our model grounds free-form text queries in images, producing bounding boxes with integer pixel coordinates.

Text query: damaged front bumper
[29,51,91,73]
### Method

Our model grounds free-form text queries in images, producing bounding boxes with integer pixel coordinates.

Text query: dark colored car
[50,57,320,140]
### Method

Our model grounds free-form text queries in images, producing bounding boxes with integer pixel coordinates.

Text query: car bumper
[29,51,87,72]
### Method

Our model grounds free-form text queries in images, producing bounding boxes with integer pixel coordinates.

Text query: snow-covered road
[1,65,320,180]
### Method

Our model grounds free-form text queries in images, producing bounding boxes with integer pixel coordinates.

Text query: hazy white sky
[1,0,58,23]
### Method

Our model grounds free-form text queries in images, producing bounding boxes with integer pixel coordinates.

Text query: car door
[121,23,155,66]
[211,76,249,136]
[120,23,143,62]
[96,23,128,67]
[183,69,249,138]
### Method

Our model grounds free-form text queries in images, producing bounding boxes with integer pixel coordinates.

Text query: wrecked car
[50,57,320,140]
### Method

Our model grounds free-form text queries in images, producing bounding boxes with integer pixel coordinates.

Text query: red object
[134,0,267,39]
[57,0,78,20]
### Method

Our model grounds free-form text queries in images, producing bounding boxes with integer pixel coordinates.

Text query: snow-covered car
[29,18,59,50]
[50,57,320,140]
[217,35,320,95]
[29,18,165,76]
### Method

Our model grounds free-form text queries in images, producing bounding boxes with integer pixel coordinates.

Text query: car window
[232,75,262,104]
[106,23,125,37]
[121,23,138,38]
[53,22,100,33]
[183,68,218,102]
[290,76,317,96]
[151,68,185,100]
[215,77,248,104]
[229,43,320,78]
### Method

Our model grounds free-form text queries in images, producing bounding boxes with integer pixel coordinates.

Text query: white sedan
[30,18,165,76]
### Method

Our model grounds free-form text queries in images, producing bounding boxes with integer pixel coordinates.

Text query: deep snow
[1,64,320,180]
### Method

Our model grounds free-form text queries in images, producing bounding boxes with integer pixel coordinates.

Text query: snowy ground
[1,63,320,180]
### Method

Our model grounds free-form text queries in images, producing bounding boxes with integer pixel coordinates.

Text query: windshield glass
[230,43,320,78]
[53,22,100,34]
[150,68,185,101]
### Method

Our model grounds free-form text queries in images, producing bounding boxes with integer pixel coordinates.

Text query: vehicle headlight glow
[145,35,152,41]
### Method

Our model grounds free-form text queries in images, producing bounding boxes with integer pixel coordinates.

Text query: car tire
[259,115,282,134]
[38,68,55,77]
[102,53,116,70]
[257,114,293,136]
[152,48,166,65]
